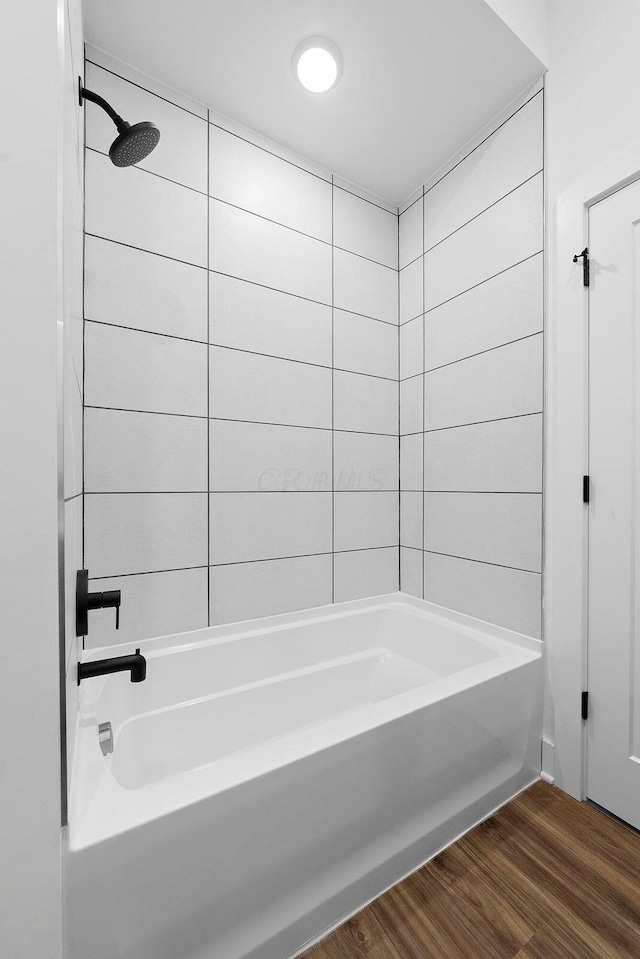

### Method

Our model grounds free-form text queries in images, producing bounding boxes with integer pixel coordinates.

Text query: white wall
[548,0,624,65]
[544,0,640,791]
[82,48,399,645]
[0,0,82,953]
[546,0,640,199]
[398,84,544,639]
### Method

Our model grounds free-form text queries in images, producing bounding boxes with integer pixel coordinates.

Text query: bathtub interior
[82,601,501,717]
[72,597,539,806]
[111,648,435,789]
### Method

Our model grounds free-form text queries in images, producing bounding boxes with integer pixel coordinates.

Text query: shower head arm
[80,86,129,133]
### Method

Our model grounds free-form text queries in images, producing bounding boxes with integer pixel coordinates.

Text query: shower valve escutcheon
[76,569,121,636]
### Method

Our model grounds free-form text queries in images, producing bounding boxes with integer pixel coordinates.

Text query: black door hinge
[582,691,589,721]
[583,475,590,503]
[573,247,590,287]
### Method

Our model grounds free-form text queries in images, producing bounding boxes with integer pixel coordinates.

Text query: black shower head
[80,84,161,168]
[109,121,161,167]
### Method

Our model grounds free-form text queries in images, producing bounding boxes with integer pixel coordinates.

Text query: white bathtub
[65,593,542,959]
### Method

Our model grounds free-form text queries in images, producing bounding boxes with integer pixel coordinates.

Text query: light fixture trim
[292,36,343,94]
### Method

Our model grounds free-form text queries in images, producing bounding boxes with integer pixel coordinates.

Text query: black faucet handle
[101,590,121,629]
[77,570,122,635]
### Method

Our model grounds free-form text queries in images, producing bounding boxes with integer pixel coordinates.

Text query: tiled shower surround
[399,86,544,638]
[83,50,543,647]
[83,50,399,645]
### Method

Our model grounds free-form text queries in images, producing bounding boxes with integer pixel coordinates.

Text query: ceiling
[84,0,544,205]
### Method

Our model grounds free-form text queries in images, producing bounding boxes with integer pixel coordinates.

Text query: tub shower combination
[65,594,541,959]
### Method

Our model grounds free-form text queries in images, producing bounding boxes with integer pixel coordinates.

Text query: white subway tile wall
[85,150,208,267]
[333,247,398,324]
[333,186,398,267]
[423,552,542,639]
[209,272,332,366]
[333,433,398,491]
[209,199,332,302]
[333,310,398,379]
[209,492,333,565]
[83,53,399,644]
[85,322,208,417]
[400,491,423,551]
[400,433,423,491]
[399,255,423,324]
[398,88,544,637]
[210,554,333,626]
[84,235,208,341]
[208,125,332,241]
[89,569,209,647]
[400,547,423,599]
[333,548,399,603]
[209,420,332,492]
[85,408,208,493]
[85,493,209,577]
[208,346,332,429]
[398,197,422,270]
[82,50,543,646]
[334,371,398,435]
[333,492,399,552]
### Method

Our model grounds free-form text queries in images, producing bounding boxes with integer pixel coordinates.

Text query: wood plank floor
[301,782,640,959]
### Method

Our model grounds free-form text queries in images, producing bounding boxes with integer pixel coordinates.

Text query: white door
[587,178,640,829]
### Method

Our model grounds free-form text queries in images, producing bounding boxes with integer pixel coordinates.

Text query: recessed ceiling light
[293,37,342,94]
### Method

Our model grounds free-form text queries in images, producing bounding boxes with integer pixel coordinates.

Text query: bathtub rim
[80,591,543,662]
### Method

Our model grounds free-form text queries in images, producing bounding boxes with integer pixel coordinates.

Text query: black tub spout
[78,649,146,686]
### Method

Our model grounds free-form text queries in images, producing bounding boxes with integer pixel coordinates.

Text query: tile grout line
[84,231,209,270]
[421,169,543,258]
[399,330,544,381]
[88,545,400,581]
[331,176,335,603]
[86,145,208,197]
[84,318,399,381]
[86,540,536,583]
[398,249,544,327]
[397,200,401,592]
[421,548,541,576]
[85,233,399,327]
[399,165,543,272]
[421,185,426,599]
[87,147,397,270]
[84,406,401,435]
[406,490,543,495]
[86,489,402,495]
[400,250,423,273]
[422,249,544,318]
[402,410,544,436]
[401,544,543,578]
